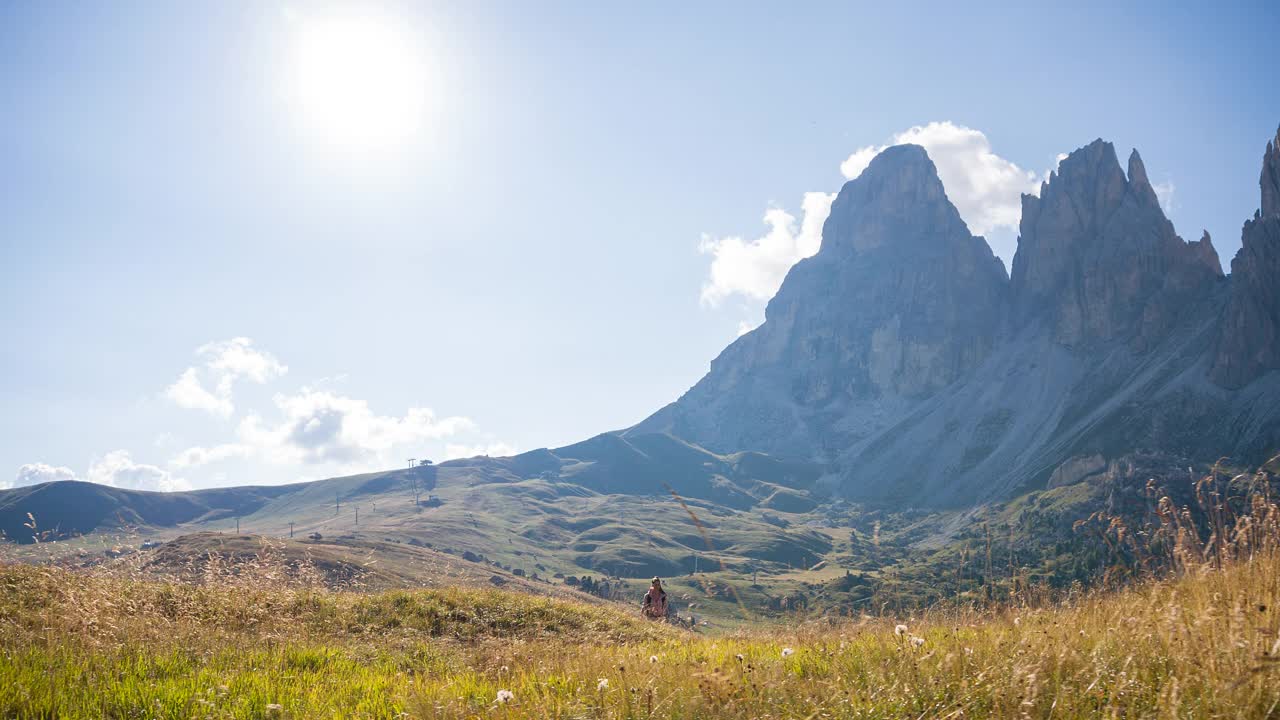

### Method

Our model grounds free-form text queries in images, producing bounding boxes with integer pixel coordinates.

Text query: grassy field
[3,541,1280,718]
[4,459,1280,717]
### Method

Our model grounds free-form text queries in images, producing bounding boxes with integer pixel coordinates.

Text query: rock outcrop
[633,145,1008,458]
[1009,142,1222,350]
[1211,126,1280,388]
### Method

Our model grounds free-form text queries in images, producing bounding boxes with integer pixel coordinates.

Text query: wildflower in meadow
[910,635,925,648]
[894,624,909,636]
[781,647,794,657]
[496,689,514,704]
[597,678,610,691]
[736,653,745,662]
[266,704,283,713]
[649,655,658,664]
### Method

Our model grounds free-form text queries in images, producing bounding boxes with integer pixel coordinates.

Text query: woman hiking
[641,577,669,620]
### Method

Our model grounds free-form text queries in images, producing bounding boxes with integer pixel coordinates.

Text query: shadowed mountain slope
[634,129,1280,506]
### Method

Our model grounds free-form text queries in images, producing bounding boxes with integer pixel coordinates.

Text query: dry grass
[2,459,1279,717]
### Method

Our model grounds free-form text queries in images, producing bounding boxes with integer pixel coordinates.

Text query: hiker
[641,577,669,619]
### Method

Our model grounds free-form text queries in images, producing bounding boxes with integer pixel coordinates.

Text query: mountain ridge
[633,126,1280,506]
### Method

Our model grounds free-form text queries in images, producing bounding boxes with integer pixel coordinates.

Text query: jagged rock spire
[1262,125,1280,218]
[1010,139,1219,348]
[1127,149,1159,206]
[1212,123,1280,388]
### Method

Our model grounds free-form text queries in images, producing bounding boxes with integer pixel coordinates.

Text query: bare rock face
[1211,126,1280,388]
[632,144,1009,458]
[1047,454,1106,489]
[1264,127,1280,218]
[1009,142,1222,350]
[624,127,1280,507]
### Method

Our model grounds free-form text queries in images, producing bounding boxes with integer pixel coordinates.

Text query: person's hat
[652,576,661,584]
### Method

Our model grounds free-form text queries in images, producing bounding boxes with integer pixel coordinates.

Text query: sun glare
[287,12,430,151]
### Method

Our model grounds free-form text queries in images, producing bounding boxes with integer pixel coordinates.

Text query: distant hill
[0,480,299,543]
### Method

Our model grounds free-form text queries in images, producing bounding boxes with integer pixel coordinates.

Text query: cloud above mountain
[164,337,288,418]
[87,450,191,492]
[237,388,477,466]
[699,192,835,306]
[9,336,513,492]
[6,462,78,490]
[10,453,188,492]
[839,122,1040,237]
[699,122,1046,309]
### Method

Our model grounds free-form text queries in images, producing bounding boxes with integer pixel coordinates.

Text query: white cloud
[700,122,1045,310]
[168,443,251,469]
[443,442,518,460]
[200,337,287,383]
[237,388,476,466]
[699,191,836,306]
[736,319,760,337]
[1153,180,1176,215]
[840,122,1040,237]
[164,337,287,418]
[154,339,511,483]
[88,450,190,492]
[7,463,78,490]
[166,367,234,417]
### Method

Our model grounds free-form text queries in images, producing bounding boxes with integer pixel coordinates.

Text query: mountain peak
[818,144,964,257]
[1212,124,1280,388]
[1127,148,1150,187]
[633,143,1008,458]
[1262,125,1280,217]
[1126,148,1161,207]
[1010,138,1219,348]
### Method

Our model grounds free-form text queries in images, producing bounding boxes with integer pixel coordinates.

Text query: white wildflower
[649,655,659,664]
[781,647,794,657]
[496,689,514,704]
[266,704,283,713]
[735,653,745,662]
[910,635,925,648]
[597,678,610,691]
[894,624,908,636]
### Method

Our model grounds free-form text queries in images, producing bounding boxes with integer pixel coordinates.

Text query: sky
[2,1,1277,491]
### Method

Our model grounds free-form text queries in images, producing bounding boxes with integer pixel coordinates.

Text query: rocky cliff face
[629,127,1280,507]
[633,145,1008,459]
[1211,127,1280,388]
[1010,141,1222,350]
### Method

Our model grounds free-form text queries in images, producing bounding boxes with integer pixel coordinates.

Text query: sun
[286,12,430,151]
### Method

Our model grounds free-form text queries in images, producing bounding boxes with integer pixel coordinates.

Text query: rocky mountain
[1010,142,1222,350]
[634,127,1280,506]
[1212,127,1280,388]
[634,145,1009,461]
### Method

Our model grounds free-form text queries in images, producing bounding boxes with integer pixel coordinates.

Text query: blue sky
[2,1,1277,490]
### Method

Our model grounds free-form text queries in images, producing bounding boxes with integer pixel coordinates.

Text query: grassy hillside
[3,538,1280,717]
[3,456,1277,716]
[4,449,1277,630]
[0,479,301,543]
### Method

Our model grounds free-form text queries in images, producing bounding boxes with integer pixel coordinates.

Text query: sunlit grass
[2,553,1279,718]
[3,459,1280,717]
